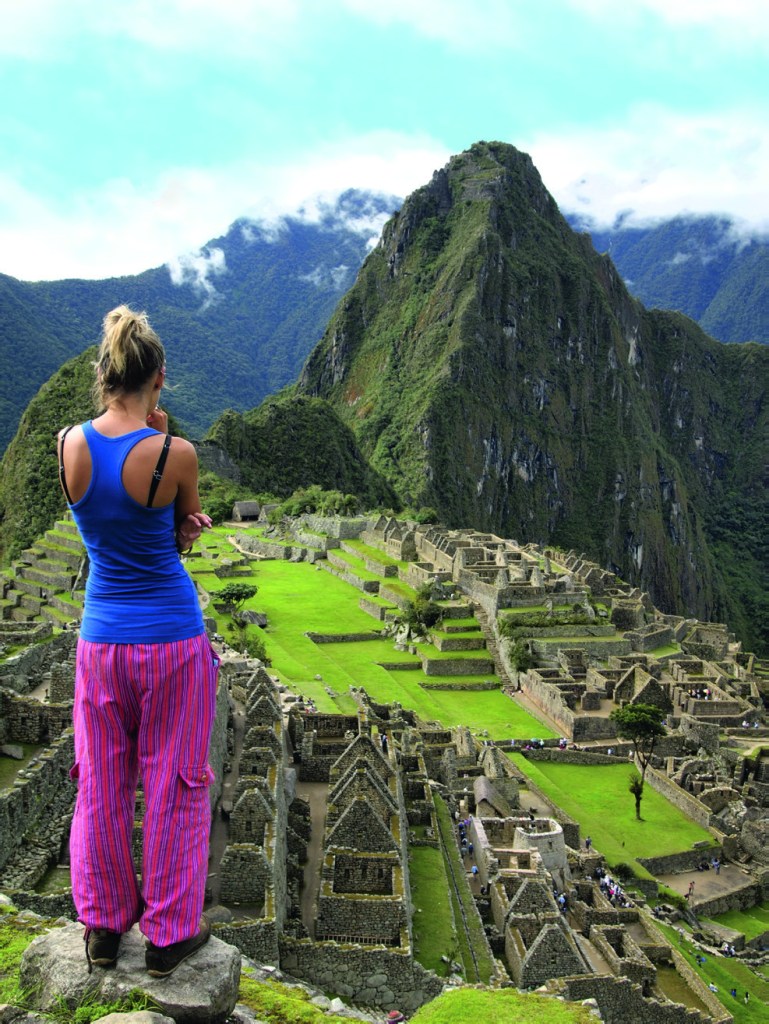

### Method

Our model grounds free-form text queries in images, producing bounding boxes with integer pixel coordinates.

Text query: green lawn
[708,902,769,941]
[511,758,713,868]
[409,845,455,974]
[410,988,594,1023]
[201,555,554,737]
[0,745,44,791]
[656,922,769,1024]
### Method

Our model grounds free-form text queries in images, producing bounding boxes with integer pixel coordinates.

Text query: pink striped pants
[70,634,219,947]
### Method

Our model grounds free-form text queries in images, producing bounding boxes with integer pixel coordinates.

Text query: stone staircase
[1,518,85,627]
[473,605,515,690]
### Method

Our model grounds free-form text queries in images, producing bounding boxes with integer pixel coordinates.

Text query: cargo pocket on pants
[176,765,215,831]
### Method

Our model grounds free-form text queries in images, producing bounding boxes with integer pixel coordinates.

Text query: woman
[58,305,218,976]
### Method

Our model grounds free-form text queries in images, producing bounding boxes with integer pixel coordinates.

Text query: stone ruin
[1,511,768,1022]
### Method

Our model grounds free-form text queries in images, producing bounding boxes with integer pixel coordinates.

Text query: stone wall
[323,561,380,594]
[6,890,76,919]
[0,631,76,695]
[0,690,74,744]
[641,765,714,829]
[637,848,722,877]
[302,515,373,539]
[358,597,395,621]
[0,729,74,882]
[559,974,729,1024]
[208,677,230,810]
[278,936,443,1012]
[234,534,325,563]
[214,918,280,966]
[688,878,762,918]
[420,654,494,677]
[316,893,405,943]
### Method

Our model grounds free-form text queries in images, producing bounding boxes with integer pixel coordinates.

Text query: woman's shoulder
[165,435,199,471]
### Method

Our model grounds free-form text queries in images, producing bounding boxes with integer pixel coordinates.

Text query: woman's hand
[176,511,213,552]
[146,405,169,432]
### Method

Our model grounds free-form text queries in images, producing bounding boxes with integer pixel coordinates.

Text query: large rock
[19,923,240,1024]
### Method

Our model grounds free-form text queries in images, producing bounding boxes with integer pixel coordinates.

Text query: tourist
[59,306,217,976]
[585,835,592,851]
[712,857,720,875]
[708,983,718,993]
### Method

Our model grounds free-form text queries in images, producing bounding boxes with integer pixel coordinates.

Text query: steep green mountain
[297,142,768,653]
[574,215,769,344]
[205,395,395,505]
[0,191,398,452]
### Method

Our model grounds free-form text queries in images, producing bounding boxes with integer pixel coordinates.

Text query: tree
[508,639,534,673]
[403,584,443,634]
[216,582,258,616]
[610,703,666,817]
[628,771,645,820]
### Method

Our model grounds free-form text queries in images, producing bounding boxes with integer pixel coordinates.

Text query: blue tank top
[69,422,205,643]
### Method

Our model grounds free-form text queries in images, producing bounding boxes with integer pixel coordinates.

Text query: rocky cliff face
[299,142,767,651]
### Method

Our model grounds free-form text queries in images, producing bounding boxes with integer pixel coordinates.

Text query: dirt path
[296,780,329,939]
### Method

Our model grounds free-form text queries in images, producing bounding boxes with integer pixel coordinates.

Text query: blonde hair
[93,305,165,409]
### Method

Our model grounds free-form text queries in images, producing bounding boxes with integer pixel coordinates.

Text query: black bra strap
[146,434,172,507]
[58,426,75,505]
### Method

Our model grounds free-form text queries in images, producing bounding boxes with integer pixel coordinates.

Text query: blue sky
[1,0,768,280]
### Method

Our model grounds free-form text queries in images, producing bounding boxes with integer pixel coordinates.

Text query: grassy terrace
[498,604,576,617]
[326,549,382,582]
[0,745,44,790]
[510,757,714,873]
[433,794,495,984]
[196,534,554,737]
[440,617,480,630]
[656,921,769,1024]
[709,902,769,941]
[342,538,407,569]
[409,842,455,975]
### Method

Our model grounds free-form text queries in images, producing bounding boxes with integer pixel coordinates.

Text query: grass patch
[649,643,681,658]
[342,539,405,568]
[433,794,495,984]
[708,902,769,941]
[410,987,595,1023]
[219,559,554,737]
[511,758,713,871]
[0,919,36,1004]
[656,922,769,1023]
[0,745,44,790]
[238,974,351,1024]
[409,845,455,974]
[327,550,382,582]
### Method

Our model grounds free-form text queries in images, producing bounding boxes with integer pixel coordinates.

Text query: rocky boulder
[19,923,240,1024]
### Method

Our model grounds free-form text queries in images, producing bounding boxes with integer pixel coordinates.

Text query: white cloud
[339,0,524,51]
[167,247,227,307]
[565,0,769,44]
[0,0,301,58]
[525,106,769,235]
[0,132,447,280]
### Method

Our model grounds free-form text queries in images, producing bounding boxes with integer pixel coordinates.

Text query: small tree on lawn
[610,703,666,818]
[628,771,645,820]
[217,582,258,617]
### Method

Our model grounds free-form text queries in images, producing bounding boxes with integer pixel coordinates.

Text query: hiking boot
[145,916,211,977]
[84,928,122,972]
